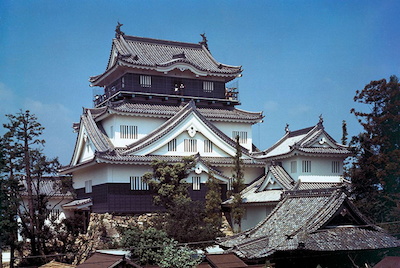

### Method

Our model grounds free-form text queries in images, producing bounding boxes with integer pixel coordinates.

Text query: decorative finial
[199,33,209,51]
[318,114,324,128]
[285,123,290,133]
[115,22,125,38]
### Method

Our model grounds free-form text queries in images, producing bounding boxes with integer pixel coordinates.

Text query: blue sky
[1,0,399,165]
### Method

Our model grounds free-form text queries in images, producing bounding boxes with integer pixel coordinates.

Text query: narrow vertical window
[204,139,213,153]
[130,176,149,190]
[290,161,297,173]
[302,160,311,173]
[332,161,340,173]
[228,178,233,191]
[232,131,248,144]
[85,180,92,193]
[168,139,177,151]
[110,126,114,139]
[203,81,214,93]
[120,125,138,139]
[192,176,201,191]
[140,75,152,87]
[184,139,197,152]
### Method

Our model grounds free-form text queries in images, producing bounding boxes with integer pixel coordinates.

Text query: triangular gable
[121,101,251,158]
[257,165,294,191]
[70,110,113,166]
[257,172,285,191]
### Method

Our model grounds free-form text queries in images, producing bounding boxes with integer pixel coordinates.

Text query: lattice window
[232,131,248,144]
[85,180,92,193]
[302,160,311,173]
[192,176,201,191]
[290,161,297,173]
[184,139,197,152]
[130,176,149,190]
[120,125,138,139]
[332,161,340,173]
[140,75,152,87]
[168,139,177,151]
[228,178,233,191]
[203,81,214,93]
[204,139,213,153]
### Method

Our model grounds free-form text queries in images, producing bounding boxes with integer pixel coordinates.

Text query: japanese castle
[60,25,352,231]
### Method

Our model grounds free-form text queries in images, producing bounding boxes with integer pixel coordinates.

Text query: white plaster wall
[213,122,253,151]
[240,205,275,231]
[73,164,109,188]
[102,114,167,147]
[281,156,345,181]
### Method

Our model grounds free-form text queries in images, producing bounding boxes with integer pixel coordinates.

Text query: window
[130,176,149,190]
[232,131,248,144]
[290,161,297,173]
[228,178,234,191]
[168,139,177,151]
[192,176,201,191]
[85,180,92,193]
[120,125,138,139]
[110,126,114,139]
[302,160,311,173]
[140,75,152,87]
[204,139,213,153]
[332,161,340,173]
[203,81,214,93]
[184,139,197,152]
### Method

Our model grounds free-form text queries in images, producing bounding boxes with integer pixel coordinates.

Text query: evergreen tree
[0,142,20,268]
[204,172,222,233]
[143,156,195,209]
[341,120,348,145]
[349,75,400,228]
[230,135,246,233]
[2,110,61,264]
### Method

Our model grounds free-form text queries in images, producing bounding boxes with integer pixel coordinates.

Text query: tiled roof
[88,100,263,123]
[218,188,400,259]
[82,109,114,153]
[96,152,264,167]
[91,35,242,85]
[268,165,294,190]
[20,177,74,198]
[254,120,351,159]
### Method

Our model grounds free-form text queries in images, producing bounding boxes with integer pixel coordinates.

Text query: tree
[120,227,202,267]
[204,172,223,234]
[0,143,20,268]
[349,75,400,227]
[143,157,221,243]
[341,120,348,145]
[229,135,246,233]
[143,157,195,209]
[2,110,62,264]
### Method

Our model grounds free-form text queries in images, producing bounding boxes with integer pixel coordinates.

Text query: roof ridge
[122,35,203,49]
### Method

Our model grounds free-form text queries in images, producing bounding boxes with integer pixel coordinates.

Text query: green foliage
[120,227,201,267]
[1,110,63,265]
[230,135,246,232]
[349,75,400,228]
[204,173,223,233]
[164,198,219,243]
[144,156,221,243]
[157,242,202,268]
[341,120,348,145]
[143,157,195,209]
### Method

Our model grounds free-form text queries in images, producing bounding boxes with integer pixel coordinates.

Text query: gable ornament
[187,125,197,137]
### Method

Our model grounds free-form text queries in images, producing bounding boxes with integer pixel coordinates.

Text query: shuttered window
[184,139,197,152]
[130,176,149,190]
[192,176,201,191]
[120,125,138,139]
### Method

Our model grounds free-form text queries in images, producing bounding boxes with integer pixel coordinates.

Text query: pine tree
[341,120,348,145]
[204,172,222,235]
[2,110,61,264]
[230,135,246,233]
[349,75,400,227]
